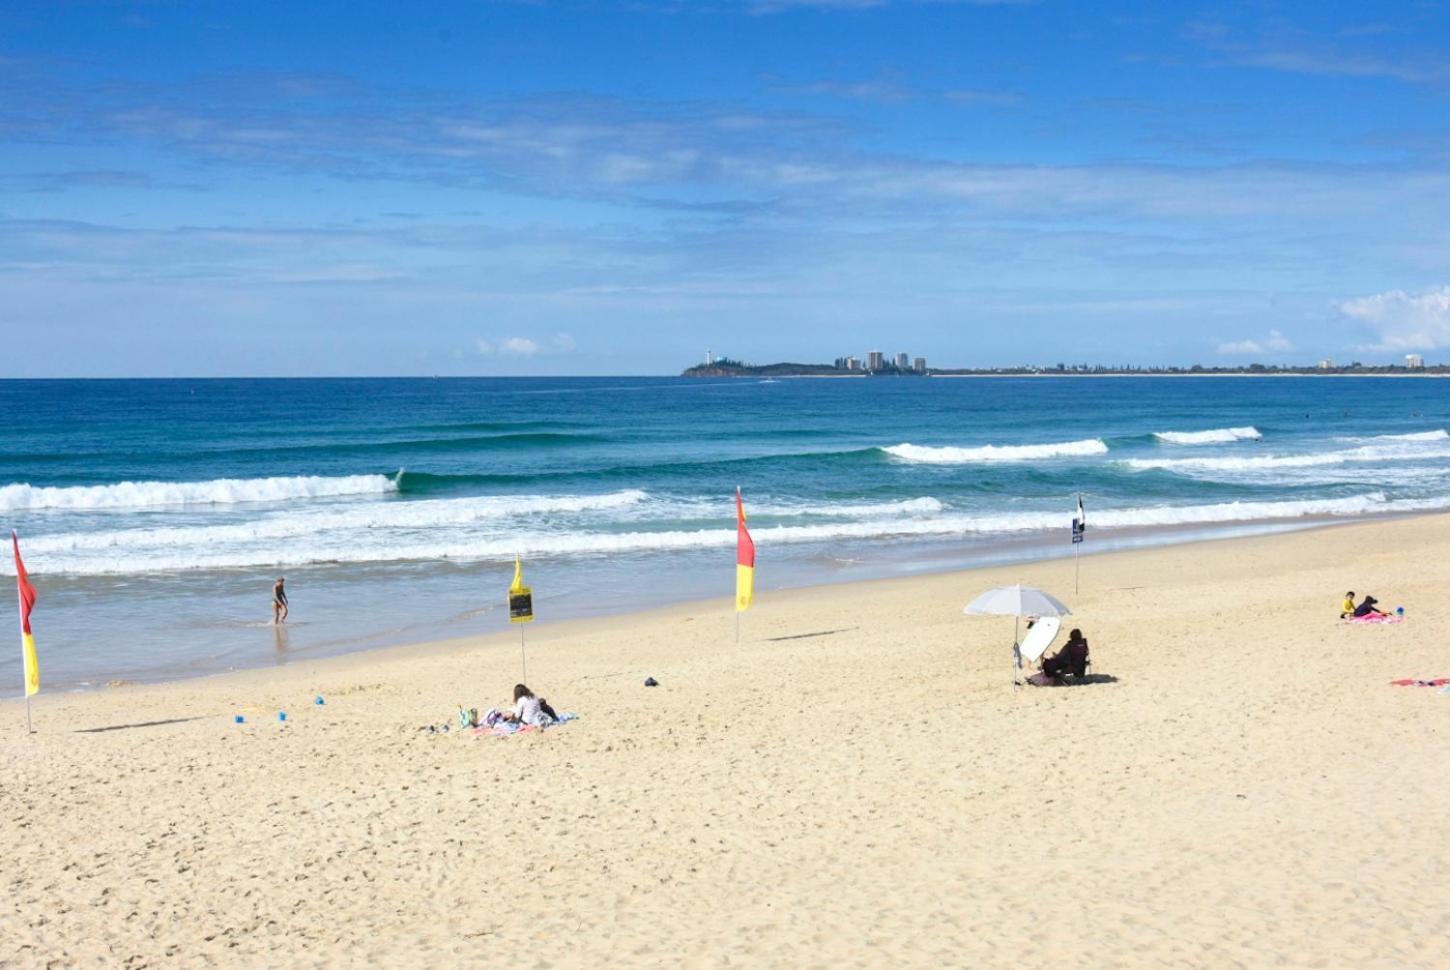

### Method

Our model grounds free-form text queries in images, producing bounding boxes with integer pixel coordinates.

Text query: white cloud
[500,337,540,356]
[1341,286,1450,350]
[475,333,576,357]
[1216,328,1293,355]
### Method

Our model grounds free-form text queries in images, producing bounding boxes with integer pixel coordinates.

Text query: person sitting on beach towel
[1353,595,1388,619]
[500,684,558,727]
[1042,628,1089,681]
[1340,591,1356,619]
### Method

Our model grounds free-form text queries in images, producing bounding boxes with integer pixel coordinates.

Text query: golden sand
[4,515,1449,967]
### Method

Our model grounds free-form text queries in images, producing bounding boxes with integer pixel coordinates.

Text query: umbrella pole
[1013,615,1021,692]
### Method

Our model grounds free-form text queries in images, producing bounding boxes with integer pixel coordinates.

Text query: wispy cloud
[1216,329,1293,356]
[477,333,578,357]
[783,79,916,102]
[3,170,173,193]
[942,89,1022,105]
[1185,16,1450,86]
[1342,286,1450,350]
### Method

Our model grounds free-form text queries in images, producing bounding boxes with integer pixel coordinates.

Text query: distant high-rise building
[706,349,714,366]
[866,350,884,371]
[894,352,910,370]
[1318,358,1335,370]
[834,357,847,370]
[845,356,859,371]
[913,357,926,374]
[1406,353,1425,369]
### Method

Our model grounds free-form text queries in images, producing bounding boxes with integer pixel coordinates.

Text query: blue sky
[2,0,1449,376]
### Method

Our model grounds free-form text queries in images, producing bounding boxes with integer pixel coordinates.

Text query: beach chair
[1041,638,1091,683]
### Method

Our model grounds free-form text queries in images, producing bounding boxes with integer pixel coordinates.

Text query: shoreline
[2,506,1425,700]
[5,511,1450,965]
[11,507,1429,694]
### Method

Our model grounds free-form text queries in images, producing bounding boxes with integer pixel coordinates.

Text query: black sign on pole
[509,587,535,623]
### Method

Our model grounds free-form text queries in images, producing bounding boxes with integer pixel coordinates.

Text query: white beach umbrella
[963,584,1071,620]
[963,584,1072,687]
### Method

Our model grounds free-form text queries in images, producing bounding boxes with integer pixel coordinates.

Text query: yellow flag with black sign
[508,555,534,624]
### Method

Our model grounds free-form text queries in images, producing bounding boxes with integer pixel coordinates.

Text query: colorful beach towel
[486,712,579,738]
[1390,679,1449,688]
[1344,613,1403,624]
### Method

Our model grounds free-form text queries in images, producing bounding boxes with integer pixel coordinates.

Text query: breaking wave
[0,473,401,512]
[1154,426,1261,445]
[1337,429,1449,443]
[14,491,1443,576]
[1124,440,1450,474]
[882,439,1109,464]
[16,490,653,551]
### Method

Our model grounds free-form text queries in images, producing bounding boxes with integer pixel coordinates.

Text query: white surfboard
[1018,615,1062,664]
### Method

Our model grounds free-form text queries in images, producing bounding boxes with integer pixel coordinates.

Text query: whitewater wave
[16,490,654,552]
[0,473,400,512]
[735,496,944,519]
[882,439,1108,464]
[1337,429,1449,443]
[1154,426,1261,445]
[13,491,1442,576]
[1125,441,1450,475]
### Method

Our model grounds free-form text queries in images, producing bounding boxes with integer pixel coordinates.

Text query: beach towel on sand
[485,712,579,737]
[1391,678,1449,688]
[1344,613,1403,625]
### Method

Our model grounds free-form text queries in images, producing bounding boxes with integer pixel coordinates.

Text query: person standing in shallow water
[272,577,289,624]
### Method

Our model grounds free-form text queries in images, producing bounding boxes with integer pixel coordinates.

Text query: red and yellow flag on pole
[735,487,754,613]
[12,531,39,697]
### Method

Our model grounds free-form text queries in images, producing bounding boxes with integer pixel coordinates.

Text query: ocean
[2,376,1446,688]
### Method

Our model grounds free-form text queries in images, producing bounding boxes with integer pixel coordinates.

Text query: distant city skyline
[3,1,1450,376]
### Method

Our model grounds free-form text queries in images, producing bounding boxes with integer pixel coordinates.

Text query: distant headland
[682,351,1448,378]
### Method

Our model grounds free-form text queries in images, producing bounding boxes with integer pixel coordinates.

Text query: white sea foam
[882,439,1108,464]
[1125,440,1450,474]
[17,489,653,552]
[1337,429,1449,443]
[15,491,1442,576]
[1153,426,1261,445]
[0,473,400,511]
[760,496,945,518]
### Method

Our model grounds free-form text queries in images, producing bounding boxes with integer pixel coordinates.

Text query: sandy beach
[4,514,1450,968]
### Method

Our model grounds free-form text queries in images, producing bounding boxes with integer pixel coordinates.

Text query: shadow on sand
[766,627,858,642]
[74,716,213,734]
[1059,673,1120,687]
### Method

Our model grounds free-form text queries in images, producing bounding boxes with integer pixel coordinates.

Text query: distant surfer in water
[272,577,289,624]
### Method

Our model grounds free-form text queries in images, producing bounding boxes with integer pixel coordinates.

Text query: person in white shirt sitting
[501,684,557,727]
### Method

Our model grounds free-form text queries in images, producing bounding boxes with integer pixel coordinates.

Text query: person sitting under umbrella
[1042,628,1090,682]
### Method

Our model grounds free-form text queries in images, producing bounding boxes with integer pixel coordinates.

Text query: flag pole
[735,611,740,644]
[1073,491,1083,596]
[519,624,528,683]
[16,572,31,734]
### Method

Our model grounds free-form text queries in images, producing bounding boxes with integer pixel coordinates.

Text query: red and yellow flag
[735,487,754,612]
[12,531,39,696]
